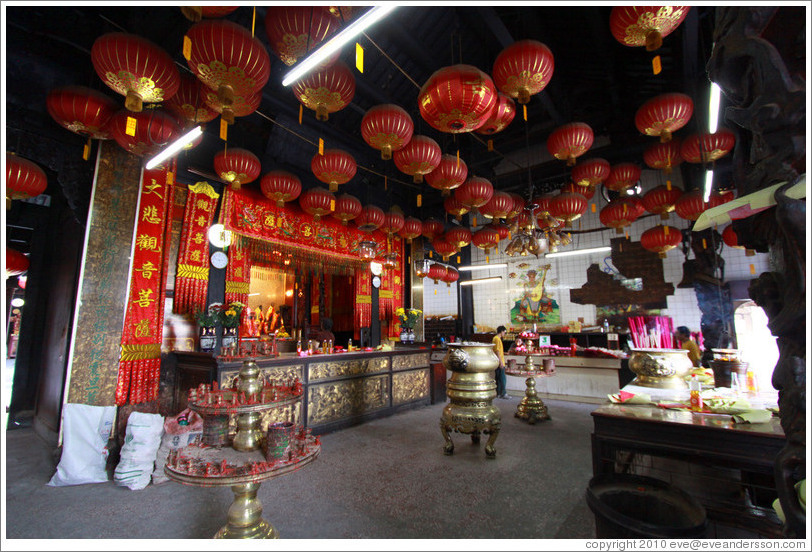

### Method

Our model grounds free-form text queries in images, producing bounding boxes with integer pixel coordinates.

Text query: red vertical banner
[354,266,371,341]
[174,181,220,315]
[310,272,320,326]
[224,241,251,306]
[116,165,172,406]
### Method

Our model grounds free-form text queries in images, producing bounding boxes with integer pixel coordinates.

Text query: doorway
[733,301,779,391]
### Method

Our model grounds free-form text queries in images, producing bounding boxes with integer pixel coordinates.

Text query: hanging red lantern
[46,86,118,140]
[455,177,494,210]
[186,19,271,110]
[361,104,414,160]
[475,93,516,135]
[472,227,501,254]
[479,191,513,220]
[356,205,385,233]
[644,140,683,173]
[610,6,691,51]
[642,184,684,220]
[164,72,218,125]
[381,211,405,235]
[6,248,29,278]
[605,163,642,192]
[264,6,340,67]
[444,195,470,221]
[331,193,362,226]
[399,217,423,242]
[674,189,732,221]
[547,122,594,166]
[293,61,356,122]
[6,153,47,208]
[311,149,357,192]
[109,108,180,158]
[562,181,596,200]
[635,93,694,143]
[214,147,261,190]
[507,193,526,219]
[492,40,555,105]
[600,198,643,234]
[641,225,683,258]
[299,187,335,222]
[418,64,498,133]
[491,221,511,241]
[548,192,587,227]
[571,158,610,187]
[426,154,468,196]
[260,170,302,207]
[721,224,743,249]
[446,226,473,248]
[427,262,448,284]
[205,89,261,125]
[91,33,180,112]
[393,135,441,183]
[680,129,736,164]
[181,6,239,22]
[441,266,460,288]
[421,218,445,241]
[432,237,458,261]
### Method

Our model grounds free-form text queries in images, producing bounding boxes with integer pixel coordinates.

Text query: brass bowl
[628,348,692,389]
[442,342,499,373]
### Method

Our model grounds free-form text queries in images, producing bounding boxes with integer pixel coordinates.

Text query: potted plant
[396,307,422,344]
[220,302,244,348]
[195,303,222,353]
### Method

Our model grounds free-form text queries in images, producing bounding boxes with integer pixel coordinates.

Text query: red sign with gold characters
[224,242,251,307]
[116,165,174,405]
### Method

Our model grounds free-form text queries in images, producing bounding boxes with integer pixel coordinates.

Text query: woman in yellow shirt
[676,326,702,367]
[492,326,508,399]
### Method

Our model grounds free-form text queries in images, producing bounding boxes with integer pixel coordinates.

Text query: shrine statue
[254,306,265,337]
[265,304,279,334]
[240,307,256,338]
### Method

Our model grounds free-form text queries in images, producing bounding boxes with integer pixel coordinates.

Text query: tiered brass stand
[440,343,501,458]
[506,355,554,424]
[164,360,319,539]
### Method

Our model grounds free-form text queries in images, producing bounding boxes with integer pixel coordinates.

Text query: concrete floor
[3,397,599,543]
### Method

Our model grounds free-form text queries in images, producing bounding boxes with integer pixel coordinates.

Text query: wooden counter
[162,348,431,435]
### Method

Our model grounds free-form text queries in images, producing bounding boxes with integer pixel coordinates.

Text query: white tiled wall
[422,274,459,318]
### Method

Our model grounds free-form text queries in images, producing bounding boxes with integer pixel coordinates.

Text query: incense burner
[628,348,692,389]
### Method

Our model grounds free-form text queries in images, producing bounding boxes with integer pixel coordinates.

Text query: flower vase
[400,328,410,344]
[199,326,217,353]
[408,328,415,344]
[222,326,238,350]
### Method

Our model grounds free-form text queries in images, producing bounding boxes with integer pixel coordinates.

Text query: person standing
[492,325,509,399]
[676,326,702,367]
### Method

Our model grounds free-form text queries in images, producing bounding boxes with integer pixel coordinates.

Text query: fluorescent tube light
[703,169,714,203]
[282,6,397,86]
[459,276,502,286]
[545,246,611,259]
[458,263,508,271]
[708,82,721,133]
[145,125,203,169]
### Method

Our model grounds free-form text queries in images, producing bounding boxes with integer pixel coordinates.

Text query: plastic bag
[151,408,203,485]
[47,403,116,487]
[113,412,164,490]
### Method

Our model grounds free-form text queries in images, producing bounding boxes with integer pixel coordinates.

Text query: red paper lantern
[6,153,47,207]
[164,72,218,125]
[204,89,261,125]
[331,193,362,226]
[427,262,448,284]
[548,192,587,226]
[432,237,458,261]
[642,184,683,220]
[641,225,682,258]
[109,108,180,158]
[674,189,732,221]
[643,140,683,173]
[356,205,385,233]
[393,135,441,183]
[610,6,691,51]
[293,61,356,122]
[455,177,494,210]
[91,33,180,112]
[571,158,610,187]
[418,64,498,133]
[600,198,643,234]
[446,226,473,248]
[479,191,513,220]
[507,193,526,219]
[361,104,414,160]
[214,147,260,189]
[441,266,460,287]
[264,6,340,67]
[562,181,595,200]
[722,225,743,249]
[6,248,29,278]
[422,218,445,241]
[426,154,468,196]
[492,221,511,241]
[181,6,239,22]
[381,211,405,235]
[605,163,642,192]
[399,217,423,242]
[260,170,302,207]
[472,227,501,254]
[635,93,694,143]
[492,40,555,105]
[46,86,118,140]
[311,149,357,192]
[475,93,516,135]
[186,20,271,109]
[299,187,335,222]
[680,129,736,164]
[547,122,594,166]
[444,195,470,221]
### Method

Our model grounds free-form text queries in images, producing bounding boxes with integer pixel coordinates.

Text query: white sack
[47,403,116,487]
[113,411,164,490]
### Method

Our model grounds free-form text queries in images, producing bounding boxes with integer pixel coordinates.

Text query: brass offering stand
[440,343,501,458]
[164,359,319,539]
[505,355,554,424]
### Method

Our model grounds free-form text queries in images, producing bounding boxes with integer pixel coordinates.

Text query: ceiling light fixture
[545,246,611,259]
[459,276,503,286]
[145,125,203,169]
[458,263,508,271]
[708,81,721,133]
[282,5,397,86]
[703,169,714,203]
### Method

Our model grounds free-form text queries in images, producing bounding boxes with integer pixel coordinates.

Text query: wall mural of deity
[508,261,561,325]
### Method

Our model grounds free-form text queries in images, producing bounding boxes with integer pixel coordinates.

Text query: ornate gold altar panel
[220,364,305,389]
[308,357,389,382]
[392,353,430,371]
[68,142,142,406]
[307,375,390,426]
[392,369,430,405]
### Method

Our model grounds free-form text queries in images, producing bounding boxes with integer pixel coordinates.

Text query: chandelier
[383,252,398,269]
[358,240,377,260]
[413,258,431,278]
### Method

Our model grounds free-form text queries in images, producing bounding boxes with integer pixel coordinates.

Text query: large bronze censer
[440,342,501,458]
